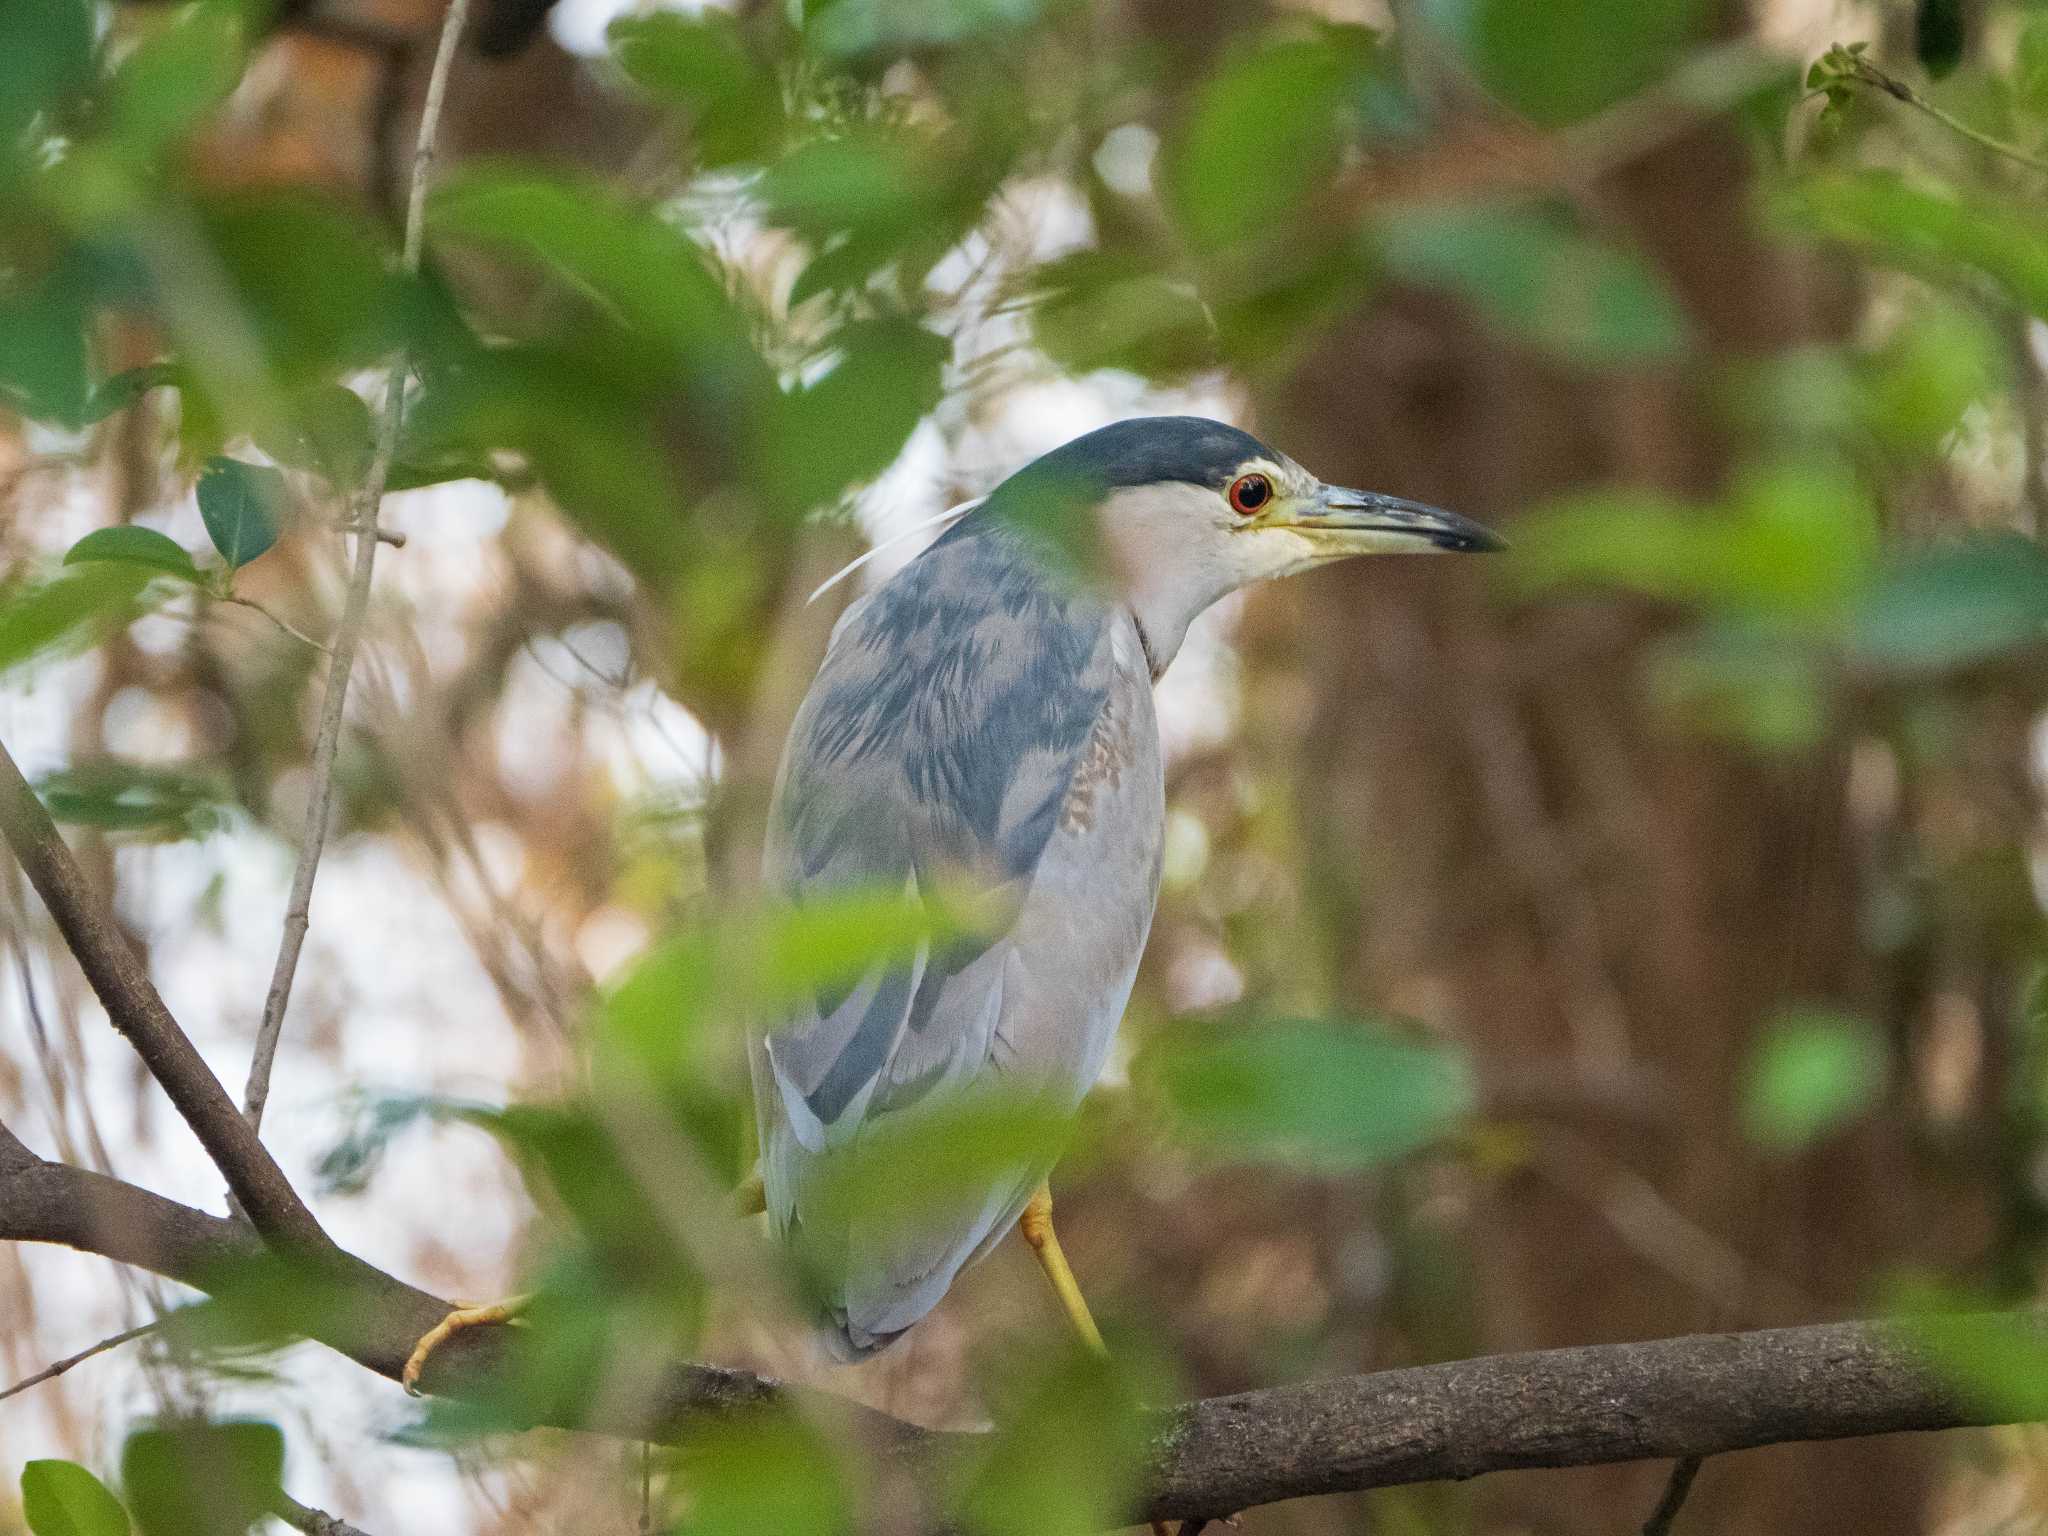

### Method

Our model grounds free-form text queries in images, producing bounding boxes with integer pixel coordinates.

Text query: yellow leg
[401,1294,530,1395]
[1018,1182,1105,1354]
[1018,1185,1174,1536]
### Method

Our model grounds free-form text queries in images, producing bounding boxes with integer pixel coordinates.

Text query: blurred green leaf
[1417,0,1705,125]
[1863,302,2003,456]
[2017,16,2048,120]
[1886,1279,2048,1419]
[252,381,375,488]
[196,456,284,568]
[107,1,247,161]
[1375,203,1690,367]
[0,273,92,426]
[22,1461,131,1536]
[805,0,1044,58]
[1645,622,1830,750]
[83,363,181,424]
[119,1421,283,1536]
[1778,172,2048,320]
[1143,1019,1473,1170]
[1513,465,1878,621]
[0,0,95,150]
[199,191,401,380]
[0,563,156,676]
[63,527,202,582]
[768,317,945,513]
[1740,1009,1886,1152]
[429,168,750,374]
[762,129,933,243]
[35,760,226,838]
[954,1342,1151,1536]
[670,1411,853,1536]
[1169,28,1376,253]
[1030,250,1217,379]
[607,13,781,166]
[1848,535,2048,673]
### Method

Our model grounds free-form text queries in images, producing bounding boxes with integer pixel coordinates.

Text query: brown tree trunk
[1251,106,1993,1536]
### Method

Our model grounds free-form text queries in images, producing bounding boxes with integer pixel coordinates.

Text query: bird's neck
[1099,491,1245,679]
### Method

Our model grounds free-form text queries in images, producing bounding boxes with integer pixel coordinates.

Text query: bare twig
[1641,1455,1705,1536]
[217,594,332,655]
[1814,45,2048,176]
[0,738,332,1252]
[272,1491,378,1536]
[0,1318,160,1403]
[242,0,470,1135]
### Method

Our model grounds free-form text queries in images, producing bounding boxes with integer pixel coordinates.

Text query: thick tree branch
[0,739,331,1252]
[0,1127,2041,1526]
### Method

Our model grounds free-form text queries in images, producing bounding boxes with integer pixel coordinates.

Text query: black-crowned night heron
[401,416,1500,1399]
[754,416,1500,1359]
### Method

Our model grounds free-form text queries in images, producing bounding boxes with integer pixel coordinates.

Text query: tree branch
[0,1127,2042,1527]
[244,0,470,1134]
[0,738,331,1252]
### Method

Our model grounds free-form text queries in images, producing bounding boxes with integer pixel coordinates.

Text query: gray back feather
[754,512,1123,1355]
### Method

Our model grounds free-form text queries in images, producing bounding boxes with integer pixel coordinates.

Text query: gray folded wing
[752,516,1161,1356]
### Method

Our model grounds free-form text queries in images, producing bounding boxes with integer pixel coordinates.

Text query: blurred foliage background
[7,0,2048,1531]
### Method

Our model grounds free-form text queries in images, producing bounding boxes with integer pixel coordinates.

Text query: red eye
[1227,473,1272,517]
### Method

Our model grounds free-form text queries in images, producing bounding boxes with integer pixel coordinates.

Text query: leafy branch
[1809,41,2048,175]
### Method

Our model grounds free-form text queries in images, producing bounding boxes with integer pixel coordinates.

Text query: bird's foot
[401,1294,530,1395]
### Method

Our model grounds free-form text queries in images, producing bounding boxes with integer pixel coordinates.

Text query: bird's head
[989,416,1503,674]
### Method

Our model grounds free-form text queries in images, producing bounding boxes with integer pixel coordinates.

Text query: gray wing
[752,517,1163,1357]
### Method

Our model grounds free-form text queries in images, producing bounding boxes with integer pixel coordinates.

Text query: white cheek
[1235,527,1322,583]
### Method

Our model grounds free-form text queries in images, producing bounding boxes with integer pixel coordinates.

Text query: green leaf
[22,1461,132,1536]
[252,381,375,488]
[765,316,946,514]
[0,274,92,426]
[195,457,284,569]
[1644,622,1830,750]
[1847,535,2048,674]
[607,13,780,166]
[63,527,202,582]
[1169,28,1376,253]
[107,0,247,160]
[1029,249,1217,380]
[1739,1009,1887,1152]
[0,0,96,148]
[35,761,226,839]
[953,1342,1155,1536]
[1416,0,1706,126]
[670,1411,852,1536]
[1375,203,1690,367]
[1142,1019,1473,1170]
[197,191,402,383]
[804,0,1045,58]
[119,1421,284,1536]
[83,363,182,424]
[1511,465,1878,622]
[1776,172,2048,321]
[428,168,751,373]
[0,563,156,676]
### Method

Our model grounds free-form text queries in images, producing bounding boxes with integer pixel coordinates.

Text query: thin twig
[0,1319,160,1403]
[242,0,470,1135]
[272,1491,378,1536]
[1822,48,2048,176]
[217,595,332,655]
[1641,1455,1704,1536]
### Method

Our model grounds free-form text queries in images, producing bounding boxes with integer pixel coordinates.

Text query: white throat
[1101,482,1318,678]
